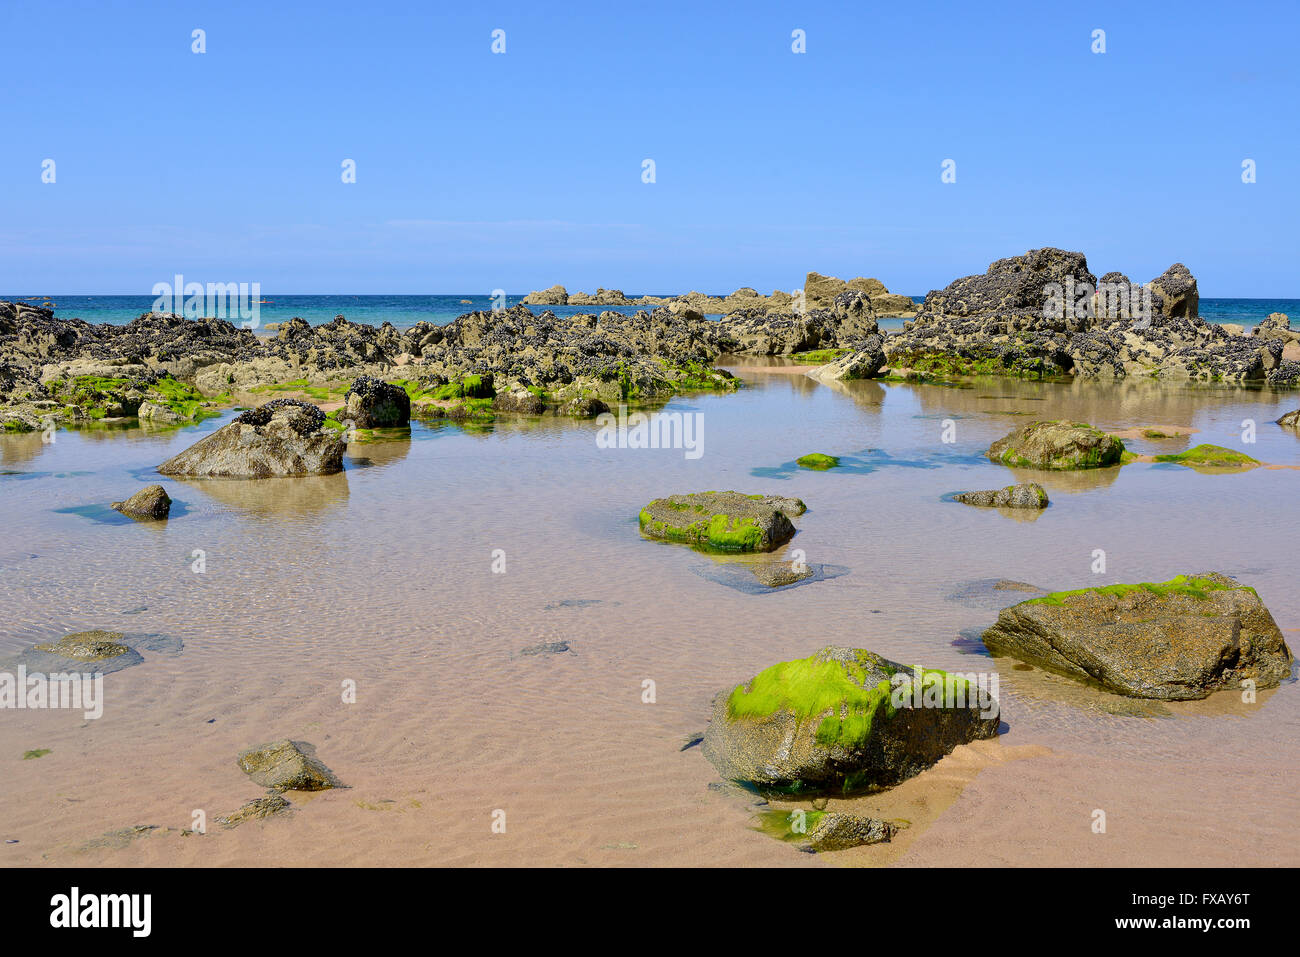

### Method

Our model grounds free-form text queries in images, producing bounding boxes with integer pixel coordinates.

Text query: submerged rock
[981,573,1293,699]
[752,561,815,588]
[236,739,341,791]
[701,646,1000,794]
[796,453,839,471]
[339,376,410,428]
[638,491,806,553]
[158,399,346,477]
[111,484,171,520]
[33,630,131,662]
[754,808,897,851]
[988,420,1126,470]
[217,793,292,828]
[953,483,1048,509]
[1278,409,1300,431]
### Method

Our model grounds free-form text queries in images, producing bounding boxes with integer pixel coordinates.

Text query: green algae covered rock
[236,740,341,792]
[796,453,840,471]
[754,808,897,852]
[982,572,1293,700]
[1153,443,1260,470]
[701,646,999,794]
[638,490,806,553]
[988,420,1126,470]
[33,631,131,662]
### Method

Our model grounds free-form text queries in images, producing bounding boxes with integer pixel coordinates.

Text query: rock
[339,376,410,428]
[1252,312,1297,344]
[953,483,1048,509]
[638,491,806,553]
[796,453,839,470]
[1152,444,1260,469]
[236,739,341,791]
[803,812,897,851]
[111,484,172,520]
[701,646,1000,793]
[1146,263,1199,318]
[492,389,547,414]
[158,398,346,477]
[33,630,131,662]
[988,420,1126,470]
[519,641,571,656]
[752,561,815,588]
[137,399,190,424]
[521,285,569,305]
[806,336,887,381]
[1277,409,1300,430]
[982,573,1293,700]
[217,794,292,828]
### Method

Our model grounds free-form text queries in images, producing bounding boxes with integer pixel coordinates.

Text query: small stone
[111,484,171,520]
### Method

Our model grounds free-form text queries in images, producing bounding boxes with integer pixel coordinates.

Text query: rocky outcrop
[988,421,1126,470]
[981,573,1293,699]
[1146,263,1199,319]
[521,285,568,305]
[953,483,1048,509]
[638,491,806,552]
[111,484,172,520]
[339,376,410,428]
[236,740,341,791]
[568,288,631,306]
[804,273,915,316]
[158,399,346,477]
[702,646,999,793]
[1253,312,1298,345]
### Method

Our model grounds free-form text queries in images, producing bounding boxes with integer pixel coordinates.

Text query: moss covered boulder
[982,573,1293,700]
[988,420,1125,470]
[236,739,341,792]
[111,484,171,520]
[796,453,840,471]
[701,647,999,794]
[1153,444,1260,470]
[639,491,806,553]
[953,483,1048,509]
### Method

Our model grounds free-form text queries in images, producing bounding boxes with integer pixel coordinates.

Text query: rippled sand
[2,368,1297,867]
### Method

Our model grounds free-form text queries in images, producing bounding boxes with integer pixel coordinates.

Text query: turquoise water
[3,294,1295,332]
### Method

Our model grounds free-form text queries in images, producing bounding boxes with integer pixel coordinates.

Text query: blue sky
[1,0,1297,295]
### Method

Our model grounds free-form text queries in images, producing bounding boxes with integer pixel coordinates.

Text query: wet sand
[2,370,1298,866]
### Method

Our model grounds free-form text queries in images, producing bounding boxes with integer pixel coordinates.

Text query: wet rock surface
[953,483,1048,509]
[236,739,342,792]
[982,573,1294,699]
[111,484,171,520]
[702,646,999,794]
[988,420,1126,470]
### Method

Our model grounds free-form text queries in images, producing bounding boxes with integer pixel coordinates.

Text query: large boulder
[982,573,1293,700]
[988,420,1126,470]
[111,484,171,520]
[953,483,1048,509]
[339,376,410,428]
[638,490,805,552]
[158,398,346,478]
[702,646,1000,794]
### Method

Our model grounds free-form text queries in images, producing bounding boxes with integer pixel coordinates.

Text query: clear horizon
[3,0,1298,296]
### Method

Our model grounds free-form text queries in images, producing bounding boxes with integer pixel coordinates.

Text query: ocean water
[2,367,1298,866]
[5,294,1296,332]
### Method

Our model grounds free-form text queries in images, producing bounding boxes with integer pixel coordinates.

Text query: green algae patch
[1153,444,1260,470]
[727,651,899,749]
[23,749,51,760]
[888,346,1068,382]
[753,808,827,842]
[796,453,840,471]
[1026,574,1249,608]
[790,349,850,364]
